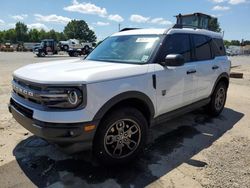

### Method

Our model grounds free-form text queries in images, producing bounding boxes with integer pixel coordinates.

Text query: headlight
[40,86,86,109]
[68,90,78,105]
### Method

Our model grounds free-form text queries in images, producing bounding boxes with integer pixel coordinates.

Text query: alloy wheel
[104,119,141,159]
[215,87,225,111]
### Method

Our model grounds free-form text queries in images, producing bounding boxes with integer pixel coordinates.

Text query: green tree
[231,40,241,46]
[38,29,47,41]
[208,18,221,32]
[55,32,66,41]
[244,40,250,45]
[15,22,28,42]
[224,40,231,48]
[64,20,96,42]
[47,29,57,40]
[28,29,40,42]
[0,31,4,42]
[4,29,17,43]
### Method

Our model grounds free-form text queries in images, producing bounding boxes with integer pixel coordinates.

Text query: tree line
[0,20,96,43]
[224,40,250,47]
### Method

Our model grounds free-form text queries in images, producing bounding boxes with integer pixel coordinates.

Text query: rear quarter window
[211,38,226,57]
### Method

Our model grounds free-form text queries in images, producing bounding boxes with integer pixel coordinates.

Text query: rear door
[192,34,224,101]
[154,33,198,116]
[191,34,215,100]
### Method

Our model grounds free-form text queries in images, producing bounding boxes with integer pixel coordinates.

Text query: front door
[154,33,197,117]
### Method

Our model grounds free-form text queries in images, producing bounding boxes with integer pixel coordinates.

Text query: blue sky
[0,0,249,41]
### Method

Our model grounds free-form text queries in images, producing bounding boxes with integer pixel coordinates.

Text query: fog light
[69,131,75,136]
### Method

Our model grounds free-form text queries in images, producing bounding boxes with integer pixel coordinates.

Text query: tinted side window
[158,34,191,62]
[193,35,212,61]
[211,38,226,56]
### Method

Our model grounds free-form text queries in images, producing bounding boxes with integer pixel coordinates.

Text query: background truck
[59,39,92,52]
[33,39,58,57]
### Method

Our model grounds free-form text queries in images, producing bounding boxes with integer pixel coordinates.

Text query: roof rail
[119,28,141,32]
[173,24,200,30]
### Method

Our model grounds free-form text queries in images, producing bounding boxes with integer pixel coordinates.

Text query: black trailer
[67,45,92,57]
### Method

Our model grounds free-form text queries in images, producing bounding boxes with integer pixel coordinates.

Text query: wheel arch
[93,91,155,127]
[211,72,229,96]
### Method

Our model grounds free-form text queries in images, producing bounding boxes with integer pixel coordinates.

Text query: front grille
[12,77,85,110]
[10,98,33,119]
[13,78,42,91]
[12,78,42,105]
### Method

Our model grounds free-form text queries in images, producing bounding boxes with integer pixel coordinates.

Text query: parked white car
[9,26,230,164]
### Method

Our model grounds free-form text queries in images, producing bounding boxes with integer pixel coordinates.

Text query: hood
[13,59,149,84]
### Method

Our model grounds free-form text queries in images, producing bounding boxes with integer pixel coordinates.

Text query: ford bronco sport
[9,25,230,164]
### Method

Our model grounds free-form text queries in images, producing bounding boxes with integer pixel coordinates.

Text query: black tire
[63,45,69,51]
[206,82,227,116]
[93,107,148,165]
[68,52,73,57]
[40,52,45,57]
[73,51,79,57]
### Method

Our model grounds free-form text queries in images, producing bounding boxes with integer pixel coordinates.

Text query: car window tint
[159,34,191,62]
[193,35,212,61]
[211,38,226,57]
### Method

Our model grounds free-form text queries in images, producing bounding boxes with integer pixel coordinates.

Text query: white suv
[9,27,230,164]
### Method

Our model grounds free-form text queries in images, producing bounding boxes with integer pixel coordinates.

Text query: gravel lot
[0,52,250,188]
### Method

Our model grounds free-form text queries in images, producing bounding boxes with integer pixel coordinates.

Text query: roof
[111,27,223,39]
[112,28,167,36]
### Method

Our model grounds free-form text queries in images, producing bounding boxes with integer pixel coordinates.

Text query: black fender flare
[93,91,155,121]
[210,72,229,96]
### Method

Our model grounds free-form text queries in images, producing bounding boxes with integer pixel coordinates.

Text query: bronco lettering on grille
[13,84,34,97]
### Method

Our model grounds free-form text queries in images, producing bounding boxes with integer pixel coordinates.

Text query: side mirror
[160,54,185,67]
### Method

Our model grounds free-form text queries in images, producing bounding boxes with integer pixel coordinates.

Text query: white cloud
[211,14,222,17]
[34,14,71,24]
[108,14,124,22]
[64,0,107,17]
[130,14,150,23]
[130,14,172,26]
[95,21,110,26]
[0,19,5,25]
[27,23,48,31]
[8,23,16,28]
[150,18,172,25]
[212,5,231,10]
[228,0,246,4]
[11,14,28,20]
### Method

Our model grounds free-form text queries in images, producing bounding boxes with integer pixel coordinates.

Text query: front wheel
[93,107,148,165]
[206,82,227,116]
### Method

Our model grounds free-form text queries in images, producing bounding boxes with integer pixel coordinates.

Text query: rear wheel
[73,51,79,57]
[206,82,227,116]
[39,52,45,57]
[93,107,148,165]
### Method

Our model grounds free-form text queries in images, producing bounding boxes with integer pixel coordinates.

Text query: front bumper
[9,99,99,153]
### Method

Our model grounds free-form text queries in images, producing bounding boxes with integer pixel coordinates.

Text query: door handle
[212,65,219,70]
[187,69,196,74]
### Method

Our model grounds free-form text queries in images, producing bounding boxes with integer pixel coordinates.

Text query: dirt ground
[0,52,250,188]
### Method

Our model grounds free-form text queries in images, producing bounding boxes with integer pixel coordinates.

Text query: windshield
[87,35,161,64]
